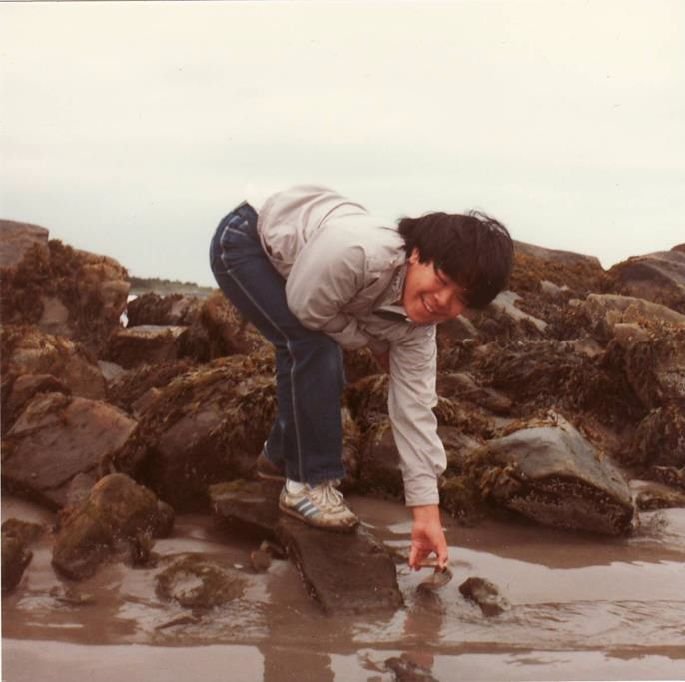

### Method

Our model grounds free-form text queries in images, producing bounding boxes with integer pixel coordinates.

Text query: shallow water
[3,495,685,681]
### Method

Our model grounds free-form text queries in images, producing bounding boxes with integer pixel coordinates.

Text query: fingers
[409,544,434,571]
[437,544,449,570]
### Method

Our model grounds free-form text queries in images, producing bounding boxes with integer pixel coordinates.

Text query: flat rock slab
[210,480,281,540]
[211,480,403,614]
[276,517,403,615]
[107,325,189,368]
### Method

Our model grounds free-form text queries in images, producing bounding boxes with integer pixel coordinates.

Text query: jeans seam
[219,262,305,482]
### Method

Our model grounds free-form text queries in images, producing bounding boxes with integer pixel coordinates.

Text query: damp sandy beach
[3,494,684,682]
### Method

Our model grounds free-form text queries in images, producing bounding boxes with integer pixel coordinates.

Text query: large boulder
[510,241,608,295]
[459,414,634,535]
[111,354,277,511]
[0,225,129,355]
[52,473,173,580]
[2,392,136,509]
[607,249,685,315]
[473,339,644,427]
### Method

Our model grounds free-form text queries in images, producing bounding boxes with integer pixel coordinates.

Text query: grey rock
[459,576,511,616]
[3,393,136,509]
[276,517,403,615]
[475,413,634,535]
[608,249,685,315]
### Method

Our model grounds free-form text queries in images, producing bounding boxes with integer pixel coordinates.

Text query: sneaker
[279,479,359,532]
[256,449,286,482]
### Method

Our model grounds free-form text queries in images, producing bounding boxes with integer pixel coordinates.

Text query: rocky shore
[1,218,685,679]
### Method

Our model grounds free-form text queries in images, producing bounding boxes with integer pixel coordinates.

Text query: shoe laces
[308,480,344,511]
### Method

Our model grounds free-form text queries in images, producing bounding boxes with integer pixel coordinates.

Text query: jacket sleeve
[285,230,387,353]
[387,326,446,506]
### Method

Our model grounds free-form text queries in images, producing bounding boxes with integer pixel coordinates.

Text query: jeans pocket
[219,218,251,250]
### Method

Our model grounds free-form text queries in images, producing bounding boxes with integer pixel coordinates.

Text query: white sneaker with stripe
[279,479,358,532]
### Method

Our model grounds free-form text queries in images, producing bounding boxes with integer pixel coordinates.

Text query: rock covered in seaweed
[463,413,634,535]
[110,354,277,511]
[0,222,130,356]
[1,325,106,434]
[607,248,685,315]
[52,473,173,580]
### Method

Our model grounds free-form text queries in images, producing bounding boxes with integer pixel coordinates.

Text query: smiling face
[402,248,467,324]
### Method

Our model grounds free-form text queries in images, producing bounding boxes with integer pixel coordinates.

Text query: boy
[210,185,513,570]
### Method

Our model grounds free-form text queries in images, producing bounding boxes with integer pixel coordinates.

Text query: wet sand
[3,495,685,681]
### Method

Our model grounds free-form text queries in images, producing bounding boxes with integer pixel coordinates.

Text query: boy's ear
[408,247,420,265]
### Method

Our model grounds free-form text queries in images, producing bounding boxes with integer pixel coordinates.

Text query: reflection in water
[3,497,685,681]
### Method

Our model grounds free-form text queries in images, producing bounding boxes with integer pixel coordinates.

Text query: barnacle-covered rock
[467,414,634,535]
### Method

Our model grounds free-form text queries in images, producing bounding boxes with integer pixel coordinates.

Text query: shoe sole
[278,501,359,533]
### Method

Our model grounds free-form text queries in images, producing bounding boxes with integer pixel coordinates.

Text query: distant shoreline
[129,276,215,298]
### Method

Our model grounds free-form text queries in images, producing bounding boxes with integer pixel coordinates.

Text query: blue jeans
[209,203,345,485]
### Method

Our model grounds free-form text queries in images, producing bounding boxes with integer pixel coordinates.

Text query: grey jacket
[257,185,446,506]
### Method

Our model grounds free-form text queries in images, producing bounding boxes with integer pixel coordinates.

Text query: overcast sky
[1,0,683,286]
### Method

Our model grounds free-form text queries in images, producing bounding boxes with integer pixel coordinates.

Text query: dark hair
[397,210,513,309]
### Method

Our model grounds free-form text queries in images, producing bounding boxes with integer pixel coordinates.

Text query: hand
[374,350,390,373]
[408,504,449,570]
